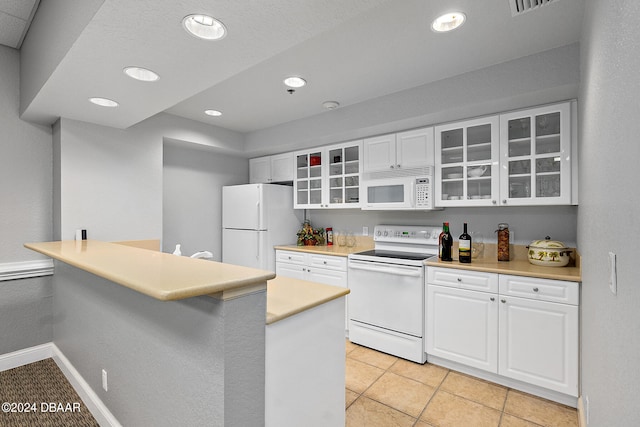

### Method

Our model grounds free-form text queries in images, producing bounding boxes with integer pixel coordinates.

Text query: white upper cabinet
[293,140,362,209]
[435,116,500,207]
[363,127,434,172]
[435,100,577,207]
[249,152,293,184]
[499,101,575,206]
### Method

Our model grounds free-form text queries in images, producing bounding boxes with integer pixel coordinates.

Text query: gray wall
[54,113,245,242]
[162,141,249,258]
[53,262,266,426]
[307,205,578,248]
[0,45,53,354]
[245,43,580,156]
[578,1,640,425]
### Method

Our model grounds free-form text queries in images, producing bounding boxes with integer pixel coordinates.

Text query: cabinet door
[270,152,294,183]
[294,150,324,209]
[306,268,347,288]
[426,285,498,373]
[499,102,572,206]
[249,156,271,183]
[435,116,500,207]
[326,141,362,208]
[396,127,434,170]
[363,134,396,172]
[275,262,306,280]
[498,296,578,396]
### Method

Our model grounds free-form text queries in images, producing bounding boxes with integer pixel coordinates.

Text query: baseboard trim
[0,343,53,371]
[577,396,587,427]
[51,344,122,427]
[0,343,121,427]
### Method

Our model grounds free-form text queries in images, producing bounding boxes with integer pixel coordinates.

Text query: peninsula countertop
[24,240,275,301]
[266,276,349,325]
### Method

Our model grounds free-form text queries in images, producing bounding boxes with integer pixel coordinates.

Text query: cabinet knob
[492,200,497,205]
[323,261,327,265]
[457,278,462,282]
[502,200,507,204]
[307,269,311,273]
[490,297,495,302]
[533,287,539,292]
[302,268,306,272]
[397,164,401,168]
[501,299,506,303]
[390,165,395,169]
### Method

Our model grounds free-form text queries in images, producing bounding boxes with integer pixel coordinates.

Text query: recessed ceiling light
[89,97,119,107]
[283,76,307,88]
[431,12,466,32]
[124,66,160,82]
[205,109,222,117]
[183,14,227,40]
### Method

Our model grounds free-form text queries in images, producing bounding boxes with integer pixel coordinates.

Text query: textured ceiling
[0,0,38,48]
[18,0,584,133]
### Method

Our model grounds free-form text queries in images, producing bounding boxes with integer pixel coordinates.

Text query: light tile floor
[345,341,578,427]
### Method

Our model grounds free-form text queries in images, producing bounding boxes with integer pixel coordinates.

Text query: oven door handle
[348,260,422,277]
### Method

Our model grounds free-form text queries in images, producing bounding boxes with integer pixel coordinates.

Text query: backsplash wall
[305,205,578,248]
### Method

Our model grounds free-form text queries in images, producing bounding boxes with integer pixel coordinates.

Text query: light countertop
[24,240,275,301]
[266,276,349,325]
[274,236,374,257]
[426,244,582,282]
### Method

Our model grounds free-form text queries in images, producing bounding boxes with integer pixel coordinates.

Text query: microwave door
[362,179,412,210]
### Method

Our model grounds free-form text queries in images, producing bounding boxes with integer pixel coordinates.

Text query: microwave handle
[410,179,416,207]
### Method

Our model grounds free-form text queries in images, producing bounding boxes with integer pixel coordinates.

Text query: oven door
[361,177,414,210]
[348,259,424,337]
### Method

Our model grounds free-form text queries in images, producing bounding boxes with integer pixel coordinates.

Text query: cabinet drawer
[275,250,306,265]
[428,267,498,293]
[309,254,347,271]
[499,275,579,305]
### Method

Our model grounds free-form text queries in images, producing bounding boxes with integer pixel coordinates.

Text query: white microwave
[361,168,434,210]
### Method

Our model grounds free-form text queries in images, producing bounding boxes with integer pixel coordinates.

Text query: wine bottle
[441,222,453,262]
[438,222,446,260]
[459,222,472,263]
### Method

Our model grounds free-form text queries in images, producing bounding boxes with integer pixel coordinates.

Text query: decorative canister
[497,223,510,261]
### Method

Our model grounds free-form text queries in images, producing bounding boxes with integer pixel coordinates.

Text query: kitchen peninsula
[24,240,349,427]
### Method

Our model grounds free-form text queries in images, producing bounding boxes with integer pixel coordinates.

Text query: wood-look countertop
[24,240,275,301]
[426,244,582,282]
[266,276,349,325]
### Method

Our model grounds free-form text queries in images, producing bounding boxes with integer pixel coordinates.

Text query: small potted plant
[296,221,325,246]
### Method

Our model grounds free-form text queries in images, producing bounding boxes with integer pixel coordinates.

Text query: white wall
[578,1,640,425]
[0,45,53,354]
[162,141,249,258]
[55,113,245,242]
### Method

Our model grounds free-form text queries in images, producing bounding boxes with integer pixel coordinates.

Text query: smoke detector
[322,101,340,110]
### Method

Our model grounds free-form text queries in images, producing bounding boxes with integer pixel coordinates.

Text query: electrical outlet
[102,369,108,391]
[362,226,369,236]
[608,252,617,295]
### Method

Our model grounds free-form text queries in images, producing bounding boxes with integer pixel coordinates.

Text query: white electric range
[348,224,441,363]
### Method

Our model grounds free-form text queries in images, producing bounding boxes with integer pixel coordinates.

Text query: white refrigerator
[222,183,302,271]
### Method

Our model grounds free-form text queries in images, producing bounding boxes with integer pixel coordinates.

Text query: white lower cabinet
[275,250,348,332]
[427,285,498,372]
[426,267,579,399]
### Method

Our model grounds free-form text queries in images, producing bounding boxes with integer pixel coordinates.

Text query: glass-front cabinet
[499,102,573,205]
[435,116,500,206]
[294,140,362,209]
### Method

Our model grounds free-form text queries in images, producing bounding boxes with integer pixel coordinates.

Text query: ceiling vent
[509,0,557,16]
